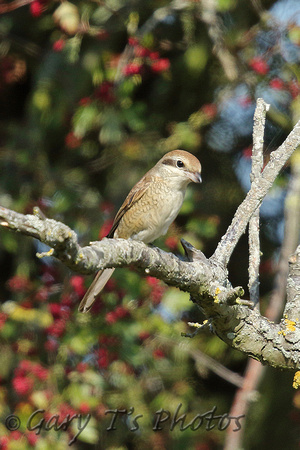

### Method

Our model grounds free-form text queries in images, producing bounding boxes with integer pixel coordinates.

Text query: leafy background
[0,0,299,448]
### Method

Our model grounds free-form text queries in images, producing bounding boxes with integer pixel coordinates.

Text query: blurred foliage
[0,0,299,448]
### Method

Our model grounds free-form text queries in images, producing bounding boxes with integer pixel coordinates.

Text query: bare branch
[270,154,300,314]
[157,335,245,388]
[200,0,239,81]
[211,109,300,267]
[0,205,212,289]
[0,0,33,14]
[225,161,299,449]
[248,98,268,307]
[283,245,300,322]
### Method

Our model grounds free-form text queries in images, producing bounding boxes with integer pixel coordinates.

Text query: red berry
[30,1,43,17]
[53,39,65,52]
[70,275,86,297]
[115,306,129,319]
[27,432,39,446]
[249,57,269,75]
[12,376,34,396]
[65,131,81,149]
[7,275,31,292]
[97,348,109,368]
[46,319,66,338]
[134,46,150,57]
[123,62,143,76]
[0,312,7,329]
[165,236,178,250]
[32,363,49,381]
[77,362,88,373]
[151,58,170,73]
[269,78,285,90]
[78,97,92,106]
[201,103,218,119]
[94,81,115,104]
[105,311,117,324]
[146,276,159,287]
[0,436,9,450]
[288,80,300,98]
[79,402,90,414]
[128,37,139,46]
[45,339,59,352]
[149,52,160,60]
[153,348,165,359]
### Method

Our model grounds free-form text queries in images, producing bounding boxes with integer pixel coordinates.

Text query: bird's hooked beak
[186,171,202,183]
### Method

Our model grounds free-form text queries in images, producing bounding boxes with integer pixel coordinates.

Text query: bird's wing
[107,173,154,238]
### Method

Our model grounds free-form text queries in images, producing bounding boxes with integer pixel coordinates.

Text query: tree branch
[0,0,33,14]
[248,98,268,307]
[224,155,300,449]
[200,0,239,81]
[211,112,300,267]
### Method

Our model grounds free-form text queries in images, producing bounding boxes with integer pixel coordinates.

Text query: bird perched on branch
[79,150,202,313]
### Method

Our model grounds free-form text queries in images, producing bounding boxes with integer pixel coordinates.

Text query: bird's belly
[131,191,184,243]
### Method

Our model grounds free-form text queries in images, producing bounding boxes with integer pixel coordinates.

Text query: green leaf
[99,110,125,144]
[184,45,208,76]
[73,104,100,138]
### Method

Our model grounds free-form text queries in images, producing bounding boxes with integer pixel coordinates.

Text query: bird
[78,149,202,313]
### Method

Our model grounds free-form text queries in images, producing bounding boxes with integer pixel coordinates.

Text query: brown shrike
[79,150,202,313]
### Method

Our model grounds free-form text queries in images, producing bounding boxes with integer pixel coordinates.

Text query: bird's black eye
[176,160,184,168]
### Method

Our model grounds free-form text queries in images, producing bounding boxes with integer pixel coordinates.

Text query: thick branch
[1,204,300,369]
[0,205,212,290]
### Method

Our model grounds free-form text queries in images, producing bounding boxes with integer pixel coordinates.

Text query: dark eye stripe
[162,158,176,167]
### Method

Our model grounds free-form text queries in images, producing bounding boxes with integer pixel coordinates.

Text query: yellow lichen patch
[293,371,300,389]
[214,287,221,303]
[285,318,296,332]
[188,320,208,329]
[278,329,286,336]
[36,248,54,258]
[278,318,297,337]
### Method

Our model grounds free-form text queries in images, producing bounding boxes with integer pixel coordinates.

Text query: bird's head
[156,150,202,186]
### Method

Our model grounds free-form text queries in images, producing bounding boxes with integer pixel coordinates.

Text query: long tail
[78,268,115,313]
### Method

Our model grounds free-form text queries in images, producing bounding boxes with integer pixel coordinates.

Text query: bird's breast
[116,180,186,243]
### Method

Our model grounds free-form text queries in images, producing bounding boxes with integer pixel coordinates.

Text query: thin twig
[272,152,300,318]
[200,0,239,81]
[0,0,33,14]
[156,335,244,388]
